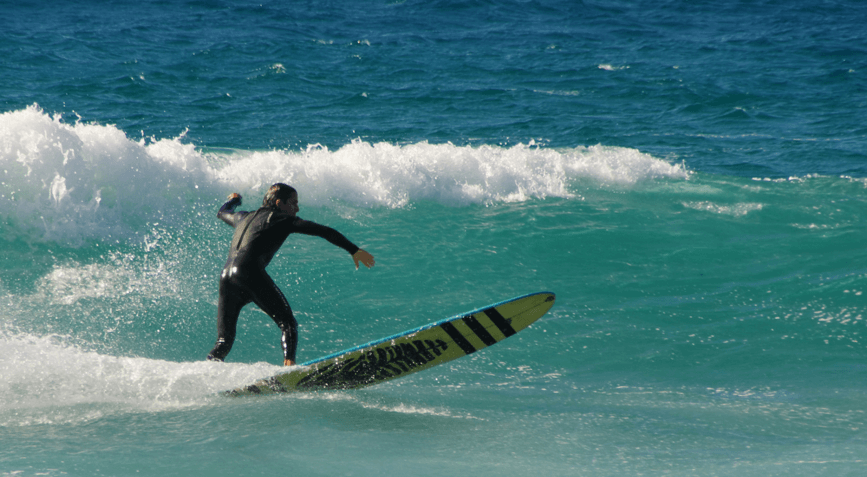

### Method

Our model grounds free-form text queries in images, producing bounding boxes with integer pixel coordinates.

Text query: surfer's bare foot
[284,359,295,366]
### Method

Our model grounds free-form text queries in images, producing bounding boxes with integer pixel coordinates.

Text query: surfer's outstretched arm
[291,219,375,269]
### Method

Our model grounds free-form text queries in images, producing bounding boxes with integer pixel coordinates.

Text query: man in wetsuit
[207,183,375,366]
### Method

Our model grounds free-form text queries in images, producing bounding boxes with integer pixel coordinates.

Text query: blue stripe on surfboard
[299,291,553,366]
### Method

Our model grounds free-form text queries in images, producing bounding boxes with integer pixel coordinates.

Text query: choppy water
[2,1,867,475]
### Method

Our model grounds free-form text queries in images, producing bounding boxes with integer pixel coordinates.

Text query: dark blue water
[2,1,867,475]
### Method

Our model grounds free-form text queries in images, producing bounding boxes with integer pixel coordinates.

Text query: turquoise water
[2,1,867,475]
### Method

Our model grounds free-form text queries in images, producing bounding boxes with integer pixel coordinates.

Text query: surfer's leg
[208,279,248,361]
[249,273,298,364]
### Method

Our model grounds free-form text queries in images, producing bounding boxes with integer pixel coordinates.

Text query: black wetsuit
[207,197,359,363]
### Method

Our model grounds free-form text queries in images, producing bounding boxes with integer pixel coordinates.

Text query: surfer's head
[263,183,297,208]
[263,183,299,216]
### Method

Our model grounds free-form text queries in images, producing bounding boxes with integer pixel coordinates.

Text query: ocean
[2,0,867,475]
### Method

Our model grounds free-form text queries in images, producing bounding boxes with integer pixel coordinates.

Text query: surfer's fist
[226,193,242,207]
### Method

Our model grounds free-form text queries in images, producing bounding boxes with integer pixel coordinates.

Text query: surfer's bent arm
[217,193,245,227]
[292,218,375,269]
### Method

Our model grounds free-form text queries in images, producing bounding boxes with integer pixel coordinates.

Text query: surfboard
[225,291,556,396]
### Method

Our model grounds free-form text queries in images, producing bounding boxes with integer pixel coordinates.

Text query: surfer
[207,183,375,366]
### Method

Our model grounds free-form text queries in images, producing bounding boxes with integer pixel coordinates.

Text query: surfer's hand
[353,249,375,269]
[227,193,242,206]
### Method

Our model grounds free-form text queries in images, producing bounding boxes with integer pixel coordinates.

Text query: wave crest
[1,105,688,244]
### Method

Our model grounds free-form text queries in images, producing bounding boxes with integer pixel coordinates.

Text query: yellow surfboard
[226,292,556,396]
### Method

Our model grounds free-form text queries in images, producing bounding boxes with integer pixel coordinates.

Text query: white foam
[358,400,483,420]
[599,64,629,71]
[0,331,280,426]
[216,140,688,208]
[1,105,218,244]
[1,105,689,244]
[682,201,764,217]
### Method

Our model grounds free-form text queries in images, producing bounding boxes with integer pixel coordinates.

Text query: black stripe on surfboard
[462,315,498,347]
[440,321,477,355]
[483,307,517,337]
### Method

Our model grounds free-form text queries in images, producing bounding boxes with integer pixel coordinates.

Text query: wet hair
[262,183,297,208]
